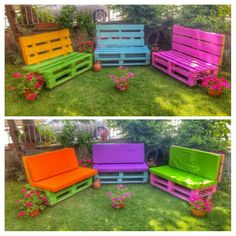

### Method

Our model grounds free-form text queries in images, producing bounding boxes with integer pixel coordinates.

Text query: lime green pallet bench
[19,29,93,89]
[23,52,92,89]
[44,177,92,206]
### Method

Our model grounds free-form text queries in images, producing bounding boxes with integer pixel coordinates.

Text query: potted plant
[200,76,230,96]
[110,66,135,91]
[99,129,109,141]
[189,196,214,217]
[107,185,133,209]
[92,178,101,189]
[15,184,48,218]
[9,72,45,101]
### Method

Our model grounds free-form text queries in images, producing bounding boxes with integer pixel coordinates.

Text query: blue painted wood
[95,24,150,66]
[96,171,148,184]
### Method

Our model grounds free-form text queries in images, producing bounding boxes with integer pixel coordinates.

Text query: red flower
[18,210,26,217]
[87,159,92,164]
[25,193,31,198]
[13,72,22,79]
[21,188,27,193]
[78,41,83,46]
[8,85,15,91]
[25,202,32,208]
[34,82,42,89]
[41,196,47,202]
[26,74,33,81]
[86,40,93,47]
[26,93,37,101]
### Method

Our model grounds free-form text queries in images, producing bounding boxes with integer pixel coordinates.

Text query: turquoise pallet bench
[95,24,150,66]
[95,172,148,184]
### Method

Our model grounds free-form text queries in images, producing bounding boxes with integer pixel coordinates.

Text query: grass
[5,64,231,116]
[5,181,231,231]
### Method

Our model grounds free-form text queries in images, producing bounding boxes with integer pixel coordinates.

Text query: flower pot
[207,88,223,97]
[115,84,128,91]
[34,22,59,31]
[191,208,206,217]
[112,201,125,209]
[93,179,101,189]
[93,61,102,72]
[29,209,41,217]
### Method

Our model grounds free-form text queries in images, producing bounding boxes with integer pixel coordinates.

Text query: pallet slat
[96,171,148,184]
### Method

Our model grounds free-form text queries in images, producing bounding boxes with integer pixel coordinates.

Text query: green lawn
[5,181,231,231]
[5,64,231,116]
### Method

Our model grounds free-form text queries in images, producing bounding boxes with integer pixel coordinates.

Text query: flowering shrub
[79,159,93,168]
[77,33,96,53]
[110,66,135,91]
[107,185,133,209]
[200,76,230,92]
[15,185,48,218]
[189,196,214,212]
[9,72,45,101]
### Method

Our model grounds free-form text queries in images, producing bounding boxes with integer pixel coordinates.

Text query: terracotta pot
[191,208,206,217]
[115,84,128,91]
[93,179,101,189]
[93,61,102,72]
[29,209,41,217]
[113,201,125,209]
[207,88,223,97]
[34,22,59,30]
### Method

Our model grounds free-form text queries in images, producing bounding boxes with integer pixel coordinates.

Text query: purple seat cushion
[93,163,149,172]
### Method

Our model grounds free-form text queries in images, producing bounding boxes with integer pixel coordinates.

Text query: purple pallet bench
[152,25,225,86]
[93,143,149,184]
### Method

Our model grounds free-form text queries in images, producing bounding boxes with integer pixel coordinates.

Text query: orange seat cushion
[31,167,97,192]
[23,148,79,182]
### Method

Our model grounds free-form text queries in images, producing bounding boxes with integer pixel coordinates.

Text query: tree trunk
[7,120,26,161]
[5,5,23,54]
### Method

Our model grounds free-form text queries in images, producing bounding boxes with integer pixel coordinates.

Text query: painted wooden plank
[97,32,144,38]
[97,38,144,46]
[172,34,224,56]
[172,42,221,66]
[19,29,73,65]
[96,24,144,30]
[173,25,225,45]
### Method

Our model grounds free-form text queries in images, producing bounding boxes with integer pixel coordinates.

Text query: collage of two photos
[4,3,232,232]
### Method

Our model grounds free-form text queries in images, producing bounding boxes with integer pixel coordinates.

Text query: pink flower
[79,160,83,164]
[26,74,33,81]
[34,82,42,89]
[8,85,15,91]
[87,159,92,164]
[25,202,32,208]
[21,188,27,193]
[25,194,31,198]
[110,75,116,79]
[41,196,47,202]
[26,93,37,101]
[18,210,26,217]
[118,66,124,70]
[13,72,22,78]
[15,199,20,204]
[86,40,93,46]
[44,201,49,205]
[117,185,123,190]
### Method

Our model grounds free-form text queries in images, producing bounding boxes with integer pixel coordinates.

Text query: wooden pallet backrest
[23,148,78,183]
[96,24,145,47]
[19,29,73,65]
[172,25,225,66]
[93,143,145,164]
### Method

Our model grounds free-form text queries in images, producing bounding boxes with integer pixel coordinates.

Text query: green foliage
[174,120,231,153]
[110,120,231,153]
[77,13,95,35]
[56,5,76,29]
[7,167,25,182]
[57,120,76,147]
[77,132,94,156]
[34,6,55,23]
[36,125,56,144]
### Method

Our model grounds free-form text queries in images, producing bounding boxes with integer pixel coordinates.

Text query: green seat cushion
[169,146,221,180]
[150,166,217,190]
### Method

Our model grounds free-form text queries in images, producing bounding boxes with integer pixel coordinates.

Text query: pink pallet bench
[93,143,149,183]
[152,25,225,86]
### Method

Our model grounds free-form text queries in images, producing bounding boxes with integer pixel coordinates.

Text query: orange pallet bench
[19,29,93,88]
[23,148,97,205]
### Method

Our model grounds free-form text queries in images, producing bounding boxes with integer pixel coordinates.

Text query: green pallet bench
[23,148,97,205]
[95,24,150,66]
[19,29,93,88]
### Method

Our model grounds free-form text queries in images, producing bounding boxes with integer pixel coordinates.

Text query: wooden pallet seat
[93,143,149,183]
[152,25,225,86]
[150,146,224,201]
[19,29,93,88]
[95,24,150,66]
[23,148,97,205]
